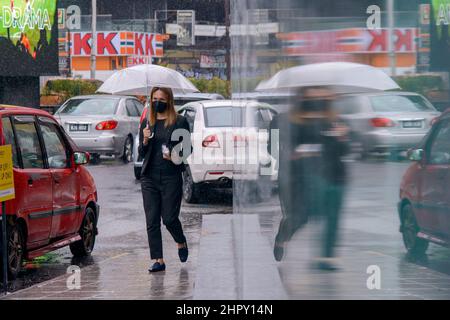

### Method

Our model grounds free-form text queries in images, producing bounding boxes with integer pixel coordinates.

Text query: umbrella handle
[146,96,152,123]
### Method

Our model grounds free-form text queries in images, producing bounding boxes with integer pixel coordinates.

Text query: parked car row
[0,88,447,280]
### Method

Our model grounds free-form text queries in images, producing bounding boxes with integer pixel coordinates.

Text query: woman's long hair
[149,87,177,128]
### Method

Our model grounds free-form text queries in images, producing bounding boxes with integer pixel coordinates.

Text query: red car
[399,110,450,256]
[0,105,99,279]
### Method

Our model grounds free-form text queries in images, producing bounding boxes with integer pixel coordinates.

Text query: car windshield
[58,98,118,116]
[369,95,435,113]
[204,106,243,127]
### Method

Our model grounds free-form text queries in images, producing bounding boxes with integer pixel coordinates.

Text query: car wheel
[401,203,429,256]
[134,166,141,180]
[182,168,201,204]
[0,222,25,280]
[70,208,97,257]
[122,136,133,164]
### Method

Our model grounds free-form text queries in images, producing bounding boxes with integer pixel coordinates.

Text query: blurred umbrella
[97,64,199,96]
[255,62,400,94]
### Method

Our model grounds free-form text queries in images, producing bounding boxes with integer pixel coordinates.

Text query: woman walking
[139,87,191,273]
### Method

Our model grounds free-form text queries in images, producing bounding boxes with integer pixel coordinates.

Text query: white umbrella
[97,64,199,95]
[255,62,400,94]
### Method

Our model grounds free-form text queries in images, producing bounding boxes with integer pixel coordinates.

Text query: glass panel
[14,118,44,169]
[428,121,450,165]
[126,100,140,117]
[1,117,19,168]
[204,106,243,127]
[370,95,436,113]
[57,98,119,116]
[40,123,69,169]
[133,100,145,116]
[229,0,447,301]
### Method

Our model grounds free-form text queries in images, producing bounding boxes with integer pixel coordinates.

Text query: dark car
[398,110,450,256]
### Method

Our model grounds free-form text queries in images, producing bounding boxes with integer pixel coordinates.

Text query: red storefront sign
[277,28,418,56]
[127,56,152,66]
[70,31,164,57]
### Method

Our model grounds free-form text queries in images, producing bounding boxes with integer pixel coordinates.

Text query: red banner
[277,28,418,56]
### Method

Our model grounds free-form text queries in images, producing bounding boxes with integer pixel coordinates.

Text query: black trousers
[276,172,345,258]
[141,169,186,260]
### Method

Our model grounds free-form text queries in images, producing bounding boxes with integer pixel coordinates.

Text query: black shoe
[313,258,340,271]
[178,243,189,263]
[274,244,284,262]
[149,262,166,273]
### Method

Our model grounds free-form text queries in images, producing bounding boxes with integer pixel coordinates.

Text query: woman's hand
[143,124,152,145]
[162,144,171,161]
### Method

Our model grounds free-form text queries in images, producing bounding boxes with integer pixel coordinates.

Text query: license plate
[402,121,422,128]
[69,124,88,132]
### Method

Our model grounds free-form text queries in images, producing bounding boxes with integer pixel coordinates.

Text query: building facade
[57,0,228,81]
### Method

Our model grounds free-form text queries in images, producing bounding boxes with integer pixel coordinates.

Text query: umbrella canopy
[97,64,199,96]
[255,62,400,94]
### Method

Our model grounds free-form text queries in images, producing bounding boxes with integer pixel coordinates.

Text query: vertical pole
[387,0,396,77]
[1,201,7,295]
[225,0,231,97]
[68,30,72,78]
[91,0,97,80]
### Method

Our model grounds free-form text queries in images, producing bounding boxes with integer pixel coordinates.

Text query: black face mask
[301,99,330,112]
[153,100,168,114]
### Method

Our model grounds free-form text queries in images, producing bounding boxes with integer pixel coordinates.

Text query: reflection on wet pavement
[251,161,450,299]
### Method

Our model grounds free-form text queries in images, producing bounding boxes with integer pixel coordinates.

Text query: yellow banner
[0,145,15,202]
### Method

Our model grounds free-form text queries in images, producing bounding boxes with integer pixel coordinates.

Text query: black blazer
[138,114,191,176]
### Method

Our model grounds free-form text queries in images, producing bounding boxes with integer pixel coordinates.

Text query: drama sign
[434,0,450,26]
[0,0,58,76]
[70,31,164,57]
[1,3,52,31]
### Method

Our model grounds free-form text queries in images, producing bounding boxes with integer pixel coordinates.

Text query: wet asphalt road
[253,159,450,299]
[5,157,231,296]
[3,157,450,299]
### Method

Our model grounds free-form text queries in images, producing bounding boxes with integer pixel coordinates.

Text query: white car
[178,100,278,203]
[133,99,278,203]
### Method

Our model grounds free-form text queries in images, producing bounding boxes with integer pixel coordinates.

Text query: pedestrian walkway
[193,214,287,300]
[2,235,199,300]
[194,211,450,300]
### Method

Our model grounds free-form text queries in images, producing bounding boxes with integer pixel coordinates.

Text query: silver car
[333,92,441,157]
[55,95,144,163]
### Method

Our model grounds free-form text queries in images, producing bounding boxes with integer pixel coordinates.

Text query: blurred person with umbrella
[269,86,350,270]
[261,62,400,269]
[98,65,198,273]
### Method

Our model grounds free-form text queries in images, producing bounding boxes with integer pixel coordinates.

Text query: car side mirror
[74,152,90,165]
[407,148,424,162]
